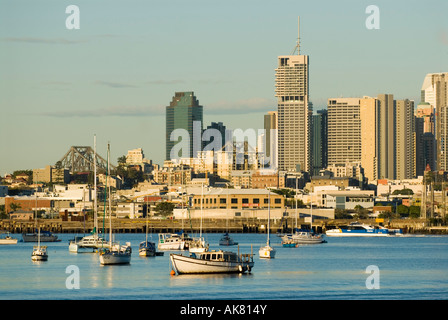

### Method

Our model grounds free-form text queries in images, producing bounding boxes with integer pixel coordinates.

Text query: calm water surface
[1,233,447,300]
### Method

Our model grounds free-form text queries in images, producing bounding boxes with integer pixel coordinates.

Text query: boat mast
[94,134,97,237]
[107,143,112,247]
[267,190,270,246]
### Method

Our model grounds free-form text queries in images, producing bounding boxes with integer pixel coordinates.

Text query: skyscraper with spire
[276,17,311,173]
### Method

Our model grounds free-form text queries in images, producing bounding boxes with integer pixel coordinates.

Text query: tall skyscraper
[395,99,415,180]
[421,72,448,171]
[377,93,395,180]
[312,109,328,176]
[360,96,379,182]
[264,111,278,169]
[276,17,311,173]
[327,98,361,166]
[166,91,203,160]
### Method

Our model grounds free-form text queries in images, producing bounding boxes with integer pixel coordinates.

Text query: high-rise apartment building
[263,111,278,169]
[276,17,311,173]
[421,72,448,171]
[360,96,379,182]
[327,98,361,166]
[395,99,415,180]
[377,94,395,180]
[166,91,203,160]
[312,109,328,176]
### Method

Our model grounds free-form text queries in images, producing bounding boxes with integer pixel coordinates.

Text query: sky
[1,0,447,174]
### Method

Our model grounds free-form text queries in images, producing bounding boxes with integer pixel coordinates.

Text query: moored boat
[219,232,238,246]
[99,243,132,265]
[0,232,18,245]
[31,245,48,261]
[325,222,401,237]
[22,230,60,242]
[170,248,254,274]
[284,229,326,244]
[139,241,156,257]
[158,232,192,250]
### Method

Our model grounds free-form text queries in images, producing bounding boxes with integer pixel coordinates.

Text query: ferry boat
[325,222,401,237]
[170,248,254,274]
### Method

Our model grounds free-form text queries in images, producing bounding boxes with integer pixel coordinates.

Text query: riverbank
[1,218,447,234]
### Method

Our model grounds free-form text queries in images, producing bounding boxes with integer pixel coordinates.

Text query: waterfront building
[125,148,154,173]
[166,91,203,161]
[276,17,311,173]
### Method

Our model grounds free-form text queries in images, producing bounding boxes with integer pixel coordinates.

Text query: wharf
[1,218,447,235]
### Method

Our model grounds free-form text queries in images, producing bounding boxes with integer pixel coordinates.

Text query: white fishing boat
[170,247,254,274]
[283,229,326,244]
[0,232,18,245]
[259,190,276,259]
[69,234,110,252]
[158,231,192,250]
[31,228,48,261]
[99,143,132,265]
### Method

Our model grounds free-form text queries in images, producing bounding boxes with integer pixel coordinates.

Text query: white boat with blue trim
[325,222,402,237]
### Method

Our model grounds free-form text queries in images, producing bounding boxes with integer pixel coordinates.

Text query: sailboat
[259,190,276,259]
[69,135,109,252]
[139,204,157,257]
[99,143,131,265]
[31,197,48,261]
[189,183,209,253]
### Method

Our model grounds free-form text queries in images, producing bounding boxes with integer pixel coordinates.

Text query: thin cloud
[146,80,186,85]
[38,105,164,118]
[2,37,88,44]
[95,80,138,88]
[207,97,275,115]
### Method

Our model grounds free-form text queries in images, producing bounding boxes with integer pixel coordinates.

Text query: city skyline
[1,0,448,174]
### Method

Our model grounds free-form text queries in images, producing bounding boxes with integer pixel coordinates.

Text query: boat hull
[0,238,18,245]
[325,230,391,237]
[259,246,276,259]
[31,246,48,261]
[170,253,254,274]
[22,233,60,242]
[99,252,131,265]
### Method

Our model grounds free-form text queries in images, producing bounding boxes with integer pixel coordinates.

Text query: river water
[1,232,447,301]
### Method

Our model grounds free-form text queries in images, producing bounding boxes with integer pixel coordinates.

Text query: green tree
[154,202,175,217]
[409,205,420,218]
[396,204,409,217]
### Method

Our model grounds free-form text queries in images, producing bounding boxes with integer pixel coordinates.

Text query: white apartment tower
[276,17,311,173]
